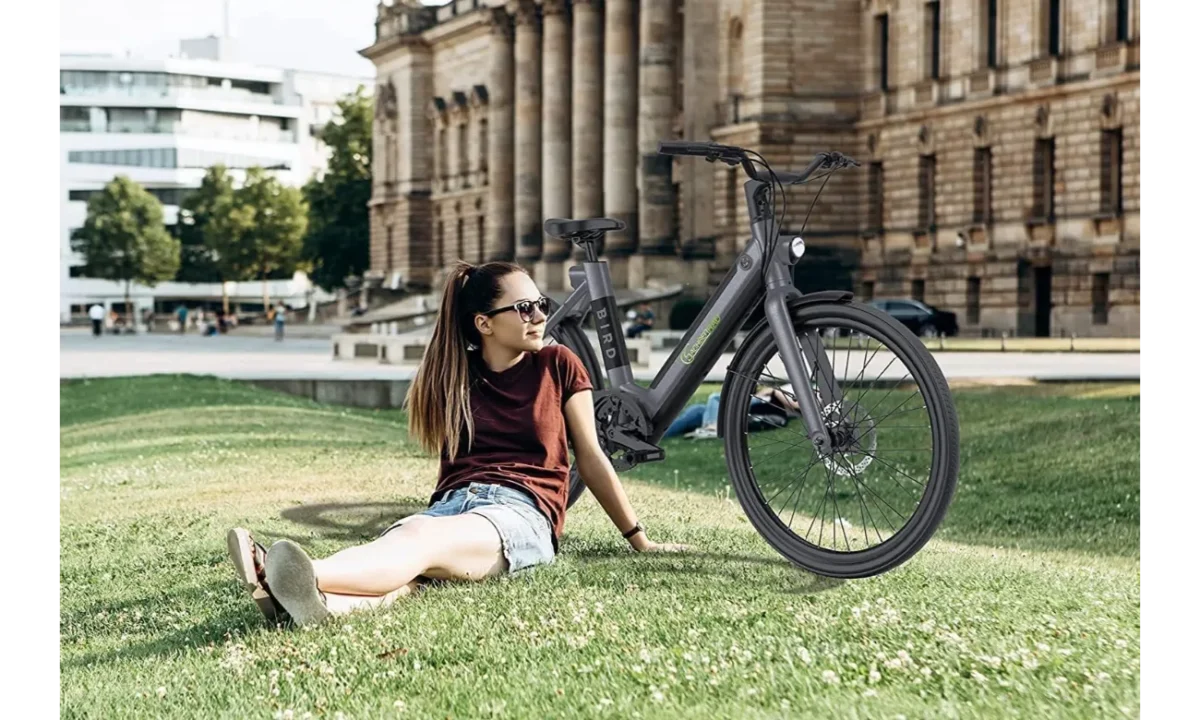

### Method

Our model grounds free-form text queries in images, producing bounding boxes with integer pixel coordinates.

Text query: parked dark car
[866,298,959,338]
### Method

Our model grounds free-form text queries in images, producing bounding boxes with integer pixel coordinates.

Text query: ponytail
[404,260,525,461]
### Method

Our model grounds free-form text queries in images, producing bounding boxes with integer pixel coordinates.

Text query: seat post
[580,232,601,263]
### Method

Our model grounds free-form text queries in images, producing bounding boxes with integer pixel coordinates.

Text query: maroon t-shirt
[429,344,594,551]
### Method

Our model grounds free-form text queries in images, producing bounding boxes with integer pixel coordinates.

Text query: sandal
[264,539,331,627]
[226,528,288,624]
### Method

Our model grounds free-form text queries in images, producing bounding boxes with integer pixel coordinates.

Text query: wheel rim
[730,315,939,556]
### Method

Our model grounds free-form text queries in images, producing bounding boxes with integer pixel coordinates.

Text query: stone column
[680,0,718,262]
[537,0,572,288]
[572,0,603,262]
[603,0,638,268]
[511,0,542,264]
[487,8,515,262]
[637,0,678,258]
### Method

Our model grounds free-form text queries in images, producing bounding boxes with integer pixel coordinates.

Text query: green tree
[208,167,309,311]
[176,165,234,284]
[70,175,181,327]
[302,85,372,292]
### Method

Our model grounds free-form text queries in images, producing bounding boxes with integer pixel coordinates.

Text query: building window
[456,218,465,259]
[1101,129,1123,215]
[385,227,394,271]
[918,155,936,230]
[1092,272,1110,325]
[973,148,992,224]
[862,280,875,301]
[925,2,941,80]
[875,14,890,90]
[437,128,447,189]
[478,215,486,263]
[868,162,884,233]
[1114,0,1130,42]
[981,0,999,68]
[458,123,469,181]
[437,221,445,264]
[1033,138,1056,220]
[479,117,488,176]
[1045,0,1062,57]
[967,277,981,324]
[911,278,926,304]
[1104,0,1132,42]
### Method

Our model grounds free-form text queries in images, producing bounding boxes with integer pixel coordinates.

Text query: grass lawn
[60,375,1140,719]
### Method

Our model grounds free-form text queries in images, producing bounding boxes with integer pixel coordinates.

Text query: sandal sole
[226,528,282,624]
[264,540,330,627]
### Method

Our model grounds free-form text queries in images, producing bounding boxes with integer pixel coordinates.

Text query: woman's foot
[226,528,287,624]
[264,540,331,627]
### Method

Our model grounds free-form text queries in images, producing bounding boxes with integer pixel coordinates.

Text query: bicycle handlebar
[658,140,760,182]
[657,141,858,185]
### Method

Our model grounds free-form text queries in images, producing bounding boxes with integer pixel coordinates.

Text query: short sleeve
[557,345,594,406]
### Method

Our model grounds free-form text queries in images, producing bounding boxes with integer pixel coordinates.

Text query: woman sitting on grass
[227,261,690,627]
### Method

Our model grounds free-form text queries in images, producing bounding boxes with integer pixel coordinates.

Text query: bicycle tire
[546,317,605,509]
[721,300,959,578]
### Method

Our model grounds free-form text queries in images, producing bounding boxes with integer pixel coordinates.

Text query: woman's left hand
[635,539,694,553]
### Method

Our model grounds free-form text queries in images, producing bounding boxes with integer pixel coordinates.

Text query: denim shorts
[380,482,555,574]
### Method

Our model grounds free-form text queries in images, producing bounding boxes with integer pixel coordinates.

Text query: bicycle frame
[545,177,847,453]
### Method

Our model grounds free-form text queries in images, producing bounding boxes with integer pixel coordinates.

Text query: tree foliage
[70,175,180,321]
[207,167,309,307]
[176,165,234,283]
[302,85,373,292]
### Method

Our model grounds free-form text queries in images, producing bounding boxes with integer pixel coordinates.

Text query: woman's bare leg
[322,581,423,616]
[262,514,508,627]
[310,514,508,597]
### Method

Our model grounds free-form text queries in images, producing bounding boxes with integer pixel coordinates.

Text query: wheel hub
[820,400,877,476]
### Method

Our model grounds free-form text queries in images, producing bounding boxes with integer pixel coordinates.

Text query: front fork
[763,285,845,455]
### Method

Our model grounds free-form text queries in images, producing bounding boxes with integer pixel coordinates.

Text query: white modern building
[60,37,372,323]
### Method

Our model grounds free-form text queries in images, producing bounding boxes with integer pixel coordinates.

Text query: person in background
[662,385,801,439]
[625,302,656,339]
[88,303,105,338]
[176,305,188,334]
[273,302,287,342]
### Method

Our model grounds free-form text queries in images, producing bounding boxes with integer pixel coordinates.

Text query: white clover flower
[156,687,166,698]
[869,669,882,684]
[821,670,840,684]
[863,688,877,698]
[971,671,988,684]
[651,690,665,703]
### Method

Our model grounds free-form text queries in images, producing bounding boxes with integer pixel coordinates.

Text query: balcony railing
[60,85,287,108]
[60,122,297,143]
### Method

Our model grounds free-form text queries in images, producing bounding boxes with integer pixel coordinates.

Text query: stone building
[362,0,1139,337]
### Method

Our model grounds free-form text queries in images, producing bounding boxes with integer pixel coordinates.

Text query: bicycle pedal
[632,447,665,463]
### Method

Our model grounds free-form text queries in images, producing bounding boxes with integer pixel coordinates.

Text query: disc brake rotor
[820,400,877,477]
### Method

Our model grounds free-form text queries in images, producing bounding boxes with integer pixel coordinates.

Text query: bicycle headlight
[788,236,806,263]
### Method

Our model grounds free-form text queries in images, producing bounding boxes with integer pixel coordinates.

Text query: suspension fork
[745,178,846,454]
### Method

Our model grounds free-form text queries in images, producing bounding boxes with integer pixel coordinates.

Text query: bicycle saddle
[544,217,626,239]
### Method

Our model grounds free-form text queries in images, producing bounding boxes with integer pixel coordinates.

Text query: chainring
[594,390,654,471]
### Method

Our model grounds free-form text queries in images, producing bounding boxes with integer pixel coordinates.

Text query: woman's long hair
[404,260,525,462]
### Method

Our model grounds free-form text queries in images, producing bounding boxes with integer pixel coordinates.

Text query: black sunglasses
[482,296,551,323]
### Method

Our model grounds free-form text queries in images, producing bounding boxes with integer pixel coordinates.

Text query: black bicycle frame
[545,178,843,453]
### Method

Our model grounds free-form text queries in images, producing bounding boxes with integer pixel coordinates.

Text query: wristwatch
[622,522,644,540]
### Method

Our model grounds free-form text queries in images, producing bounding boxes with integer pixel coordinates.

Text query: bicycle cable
[744,150,786,286]
[799,171,834,237]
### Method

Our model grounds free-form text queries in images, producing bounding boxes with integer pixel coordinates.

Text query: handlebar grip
[658,140,720,157]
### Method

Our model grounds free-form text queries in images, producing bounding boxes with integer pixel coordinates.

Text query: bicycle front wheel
[722,300,960,578]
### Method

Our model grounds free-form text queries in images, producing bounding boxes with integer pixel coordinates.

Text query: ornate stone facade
[362,0,1139,337]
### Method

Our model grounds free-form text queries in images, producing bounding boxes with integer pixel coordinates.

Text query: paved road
[61,331,1140,383]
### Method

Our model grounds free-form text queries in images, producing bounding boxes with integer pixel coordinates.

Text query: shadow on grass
[61,582,276,671]
[278,500,430,544]
[566,544,845,595]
